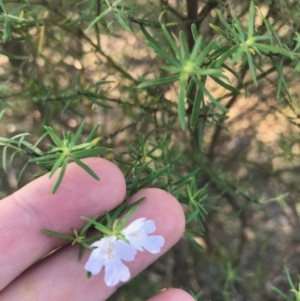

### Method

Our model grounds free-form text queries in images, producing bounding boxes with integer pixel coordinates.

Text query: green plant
[1,0,300,299]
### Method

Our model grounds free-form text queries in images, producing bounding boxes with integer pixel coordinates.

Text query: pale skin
[0,158,194,301]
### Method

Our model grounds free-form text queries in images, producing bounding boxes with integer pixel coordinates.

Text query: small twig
[102,122,137,141]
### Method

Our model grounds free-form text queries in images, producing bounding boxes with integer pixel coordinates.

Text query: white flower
[84,235,137,287]
[121,218,165,254]
[84,218,165,287]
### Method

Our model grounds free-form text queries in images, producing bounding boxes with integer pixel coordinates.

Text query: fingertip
[146,288,195,301]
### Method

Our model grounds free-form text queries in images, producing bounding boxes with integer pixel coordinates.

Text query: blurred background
[1,0,300,300]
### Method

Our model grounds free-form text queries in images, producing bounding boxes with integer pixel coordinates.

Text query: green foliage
[0,122,110,193]
[273,267,300,301]
[1,0,300,299]
[43,197,145,260]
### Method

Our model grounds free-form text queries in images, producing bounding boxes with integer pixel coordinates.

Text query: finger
[145,288,194,301]
[0,158,126,290]
[0,188,185,301]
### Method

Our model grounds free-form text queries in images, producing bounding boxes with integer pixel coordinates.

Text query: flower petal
[84,250,105,275]
[104,260,131,287]
[142,220,156,234]
[142,235,165,254]
[121,217,146,235]
[125,235,144,251]
[115,240,137,261]
[90,235,117,248]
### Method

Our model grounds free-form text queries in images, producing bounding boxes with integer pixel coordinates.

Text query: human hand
[0,158,193,301]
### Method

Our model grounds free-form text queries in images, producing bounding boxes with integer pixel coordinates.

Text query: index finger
[0,158,126,290]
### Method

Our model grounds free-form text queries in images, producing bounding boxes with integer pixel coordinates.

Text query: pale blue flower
[121,218,165,254]
[84,235,137,287]
[84,218,165,287]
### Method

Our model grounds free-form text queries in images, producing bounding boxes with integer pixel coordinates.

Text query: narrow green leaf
[257,8,283,48]
[138,165,169,189]
[155,50,181,66]
[161,24,182,59]
[105,211,113,228]
[272,57,292,101]
[86,7,111,32]
[42,229,74,241]
[29,153,61,163]
[190,23,199,42]
[197,68,222,76]
[209,23,232,41]
[110,203,126,220]
[0,0,7,13]
[69,142,91,151]
[186,78,195,97]
[256,43,293,58]
[0,50,27,60]
[140,25,161,51]
[179,30,190,59]
[11,133,31,140]
[272,287,294,301]
[276,60,283,99]
[5,13,25,21]
[178,81,186,129]
[233,17,246,42]
[246,50,257,86]
[49,154,66,178]
[0,137,19,145]
[216,46,239,67]
[190,36,202,61]
[9,150,18,164]
[70,122,85,147]
[72,147,109,159]
[32,132,48,153]
[52,157,68,194]
[210,75,240,94]
[124,197,146,213]
[231,46,245,64]
[222,63,247,95]
[81,217,110,235]
[120,206,138,227]
[198,116,206,150]
[254,35,270,42]
[284,266,295,290]
[115,12,131,31]
[0,109,5,120]
[17,161,29,184]
[87,97,113,109]
[207,45,232,62]
[44,126,63,147]
[186,208,200,224]
[248,1,255,37]
[138,74,179,89]
[190,84,204,130]
[80,215,99,236]
[195,41,216,66]
[185,228,204,237]
[72,156,100,180]
[94,223,111,235]
[280,71,292,102]
[18,135,27,150]
[85,125,100,142]
[184,230,205,250]
[216,10,236,36]
[193,76,228,112]
[2,146,8,172]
